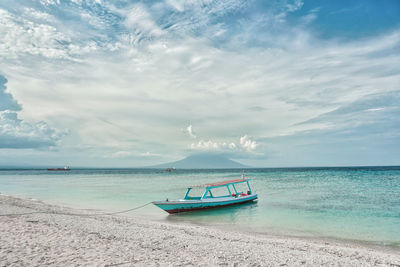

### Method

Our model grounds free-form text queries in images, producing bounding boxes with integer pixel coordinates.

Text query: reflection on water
[166,201,259,225]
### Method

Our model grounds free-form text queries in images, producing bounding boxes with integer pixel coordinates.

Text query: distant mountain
[151,154,248,169]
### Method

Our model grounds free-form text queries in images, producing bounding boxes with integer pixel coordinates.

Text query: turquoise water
[1,167,399,246]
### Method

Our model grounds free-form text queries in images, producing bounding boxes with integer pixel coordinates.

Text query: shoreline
[1,194,399,266]
[5,192,398,251]
[165,211,400,254]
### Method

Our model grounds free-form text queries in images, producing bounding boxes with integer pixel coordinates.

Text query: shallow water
[1,167,399,246]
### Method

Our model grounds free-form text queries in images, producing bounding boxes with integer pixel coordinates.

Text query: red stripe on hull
[165,197,257,214]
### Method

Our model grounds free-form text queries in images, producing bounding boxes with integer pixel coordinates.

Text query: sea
[1,167,399,246]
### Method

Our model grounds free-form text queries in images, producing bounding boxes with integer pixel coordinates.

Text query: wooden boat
[153,176,257,214]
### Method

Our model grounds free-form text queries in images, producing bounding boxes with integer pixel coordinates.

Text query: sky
[0,0,399,167]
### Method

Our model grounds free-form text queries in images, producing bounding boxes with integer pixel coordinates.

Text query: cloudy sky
[0,0,399,167]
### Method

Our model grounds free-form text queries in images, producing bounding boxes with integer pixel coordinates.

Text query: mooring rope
[0,201,153,217]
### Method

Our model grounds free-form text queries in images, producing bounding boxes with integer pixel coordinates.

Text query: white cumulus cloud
[190,140,219,150]
[186,124,196,138]
[190,138,245,152]
[240,135,258,152]
[0,110,66,149]
[0,74,66,149]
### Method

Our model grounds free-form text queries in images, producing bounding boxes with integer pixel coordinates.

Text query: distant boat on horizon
[47,166,70,171]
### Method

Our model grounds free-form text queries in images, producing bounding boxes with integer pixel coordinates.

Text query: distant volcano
[151,154,248,169]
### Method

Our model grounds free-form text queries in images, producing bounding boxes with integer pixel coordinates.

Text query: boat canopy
[190,179,250,189]
[185,178,253,200]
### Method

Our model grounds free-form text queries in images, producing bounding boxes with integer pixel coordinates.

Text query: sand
[0,194,399,266]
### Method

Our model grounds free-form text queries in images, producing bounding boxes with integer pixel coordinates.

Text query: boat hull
[153,194,258,214]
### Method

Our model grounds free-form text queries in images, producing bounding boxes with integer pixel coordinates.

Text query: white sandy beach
[0,194,399,267]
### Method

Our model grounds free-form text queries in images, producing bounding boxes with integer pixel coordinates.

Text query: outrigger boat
[153,175,257,214]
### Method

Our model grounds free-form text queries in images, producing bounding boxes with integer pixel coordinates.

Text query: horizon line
[0,165,399,170]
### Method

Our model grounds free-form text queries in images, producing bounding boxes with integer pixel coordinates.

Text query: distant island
[151,154,248,169]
